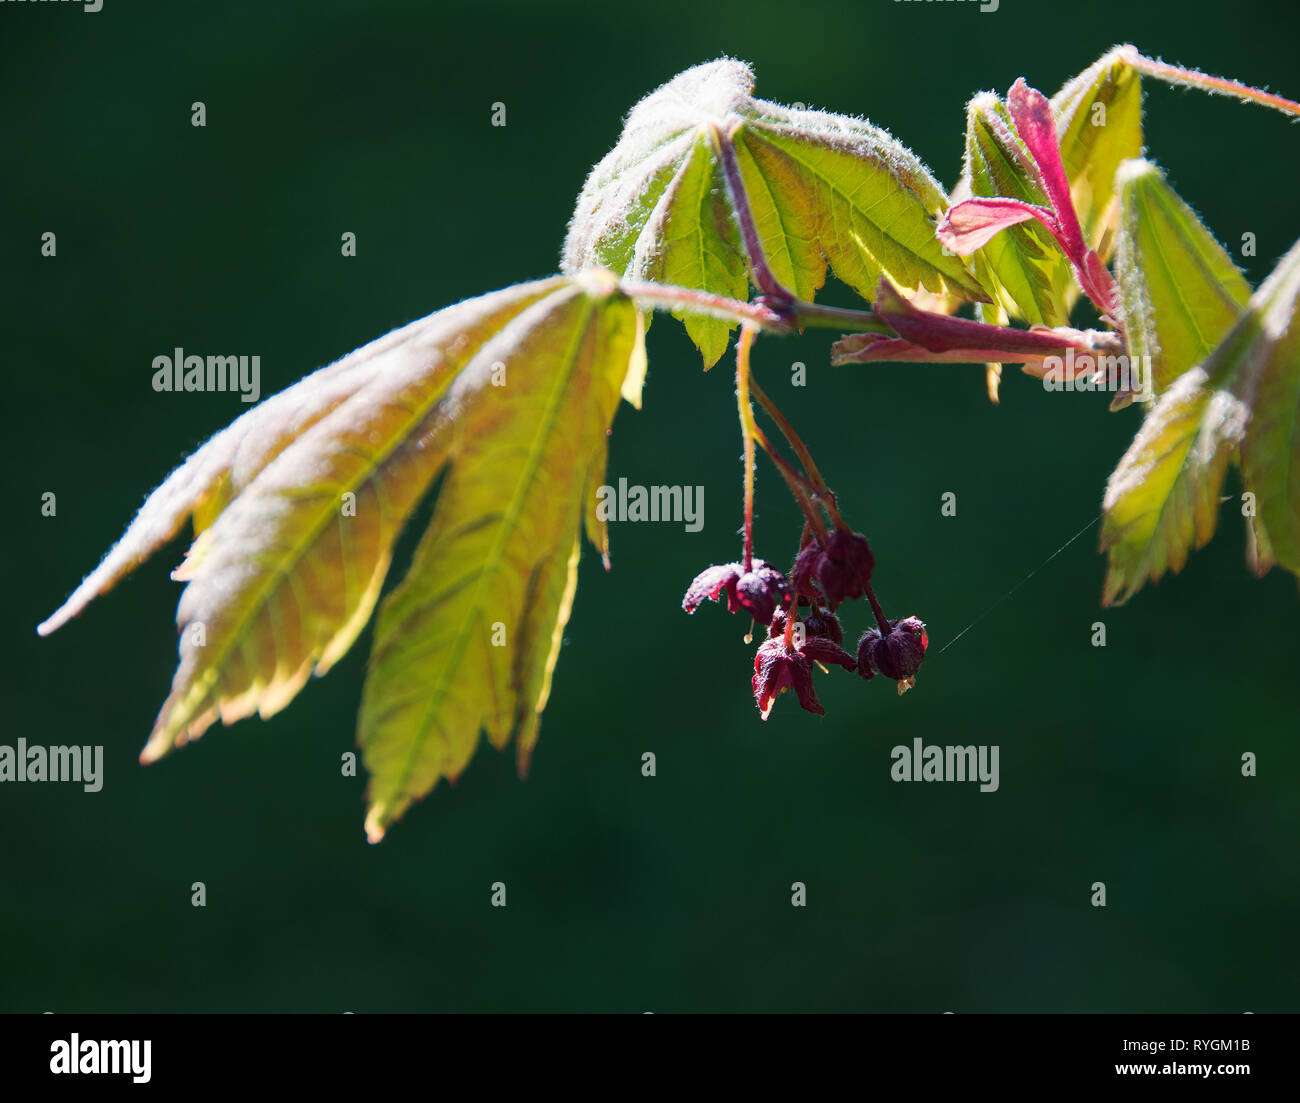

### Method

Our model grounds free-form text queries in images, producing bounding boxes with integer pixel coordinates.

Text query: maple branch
[788,300,892,334]
[626,276,888,340]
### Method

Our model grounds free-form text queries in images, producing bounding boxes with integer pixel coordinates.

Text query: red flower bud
[684,559,792,626]
[682,562,744,615]
[789,532,874,611]
[817,530,874,610]
[767,607,843,644]
[791,540,825,604]
[857,616,928,690]
[735,563,793,626]
[803,607,844,644]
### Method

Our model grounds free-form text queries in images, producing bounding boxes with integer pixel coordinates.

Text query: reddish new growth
[937,78,1118,320]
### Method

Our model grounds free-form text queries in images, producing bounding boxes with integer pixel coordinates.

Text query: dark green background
[3,0,1297,1012]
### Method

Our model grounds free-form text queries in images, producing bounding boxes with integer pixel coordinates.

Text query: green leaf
[642,135,750,369]
[1231,240,1300,575]
[1051,46,1145,265]
[1100,364,1248,606]
[1245,493,1277,578]
[1100,237,1300,603]
[562,62,752,368]
[962,92,1073,327]
[39,272,644,840]
[730,107,987,303]
[563,59,987,366]
[1100,159,1252,603]
[358,274,641,840]
[1114,159,1252,397]
[35,318,428,640]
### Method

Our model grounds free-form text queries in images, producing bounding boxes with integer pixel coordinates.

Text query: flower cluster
[684,528,927,718]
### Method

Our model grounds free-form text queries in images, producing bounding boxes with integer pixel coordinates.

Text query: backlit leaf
[1113,159,1251,397]
[1099,365,1247,606]
[1232,240,1300,576]
[562,58,987,367]
[1100,236,1300,602]
[40,272,644,839]
[730,105,987,303]
[358,274,642,840]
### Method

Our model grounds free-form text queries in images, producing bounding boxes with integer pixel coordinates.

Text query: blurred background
[3,0,1297,1012]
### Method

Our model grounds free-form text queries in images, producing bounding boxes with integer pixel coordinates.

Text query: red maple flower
[790,530,875,610]
[683,559,792,626]
[768,607,844,645]
[752,634,857,719]
[857,616,929,692]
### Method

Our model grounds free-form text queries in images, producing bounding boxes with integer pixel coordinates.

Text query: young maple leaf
[38,270,646,842]
[562,57,987,368]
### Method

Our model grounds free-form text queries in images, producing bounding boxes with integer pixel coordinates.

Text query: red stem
[620,280,789,332]
[1127,48,1300,118]
[736,324,758,572]
[712,124,792,307]
[863,582,892,636]
[736,325,829,546]
[747,374,846,529]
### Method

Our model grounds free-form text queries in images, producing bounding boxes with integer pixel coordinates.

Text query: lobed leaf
[635,135,749,369]
[35,341,390,638]
[41,272,644,839]
[730,100,988,306]
[562,59,988,367]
